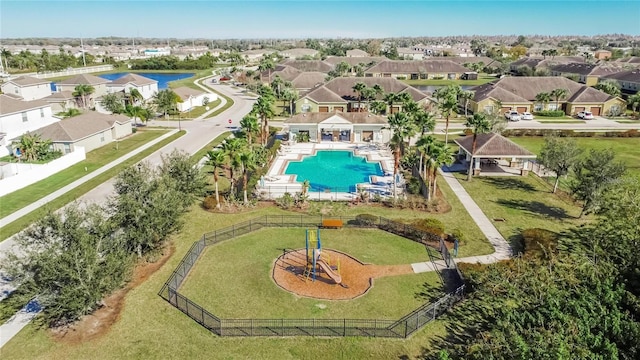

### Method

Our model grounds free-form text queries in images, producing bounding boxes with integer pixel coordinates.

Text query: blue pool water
[50,72,194,91]
[285,151,383,192]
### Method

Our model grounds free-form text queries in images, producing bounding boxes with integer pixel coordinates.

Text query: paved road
[435,116,640,132]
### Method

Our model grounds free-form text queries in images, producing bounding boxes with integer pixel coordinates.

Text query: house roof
[56,73,110,86]
[33,112,130,142]
[471,76,604,103]
[616,57,640,64]
[43,91,74,101]
[323,56,387,67]
[172,86,205,101]
[0,94,50,116]
[511,56,584,69]
[107,73,157,86]
[304,77,430,104]
[365,60,469,74]
[471,84,529,103]
[266,65,303,81]
[454,133,536,157]
[281,48,319,57]
[290,72,326,89]
[446,56,502,67]
[346,49,369,57]
[600,68,640,83]
[549,62,624,77]
[285,112,387,125]
[567,86,617,103]
[3,75,50,87]
[281,59,334,73]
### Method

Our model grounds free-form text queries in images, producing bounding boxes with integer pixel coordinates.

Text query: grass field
[0,131,185,242]
[0,205,451,360]
[0,130,168,219]
[180,227,440,319]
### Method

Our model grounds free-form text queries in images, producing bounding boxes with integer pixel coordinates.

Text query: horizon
[1,0,639,39]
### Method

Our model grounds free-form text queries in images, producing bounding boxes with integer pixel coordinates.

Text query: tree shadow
[496,199,571,220]
[481,177,536,192]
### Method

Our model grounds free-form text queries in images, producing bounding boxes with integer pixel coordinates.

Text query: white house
[43,91,77,114]
[284,112,390,143]
[55,74,111,108]
[0,95,57,156]
[0,76,52,100]
[173,87,217,112]
[106,73,158,101]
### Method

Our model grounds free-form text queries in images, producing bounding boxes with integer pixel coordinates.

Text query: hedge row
[533,110,566,117]
[502,129,640,138]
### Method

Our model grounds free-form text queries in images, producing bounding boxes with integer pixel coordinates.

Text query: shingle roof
[281,60,334,73]
[33,112,130,142]
[43,91,74,101]
[265,65,303,81]
[56,74,110,86]
[304,77,430,104]
[346,49,369,57]
[365,60,469,74]
[107,73,157,86]
[290,72,326,89]
[172,86,205,101]
[285,112,387,125]
[323,56,387,67]
[4,75,50,87]
[549,62,624,77]
[304,85,346,103]
[600,69,640,83]
[446,56,501,66]
[567,86,615,103]
[471,84,530,103]
[454,133,536,157]
[0,94,50,116]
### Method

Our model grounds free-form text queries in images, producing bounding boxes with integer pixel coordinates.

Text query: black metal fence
[158,215,465,338]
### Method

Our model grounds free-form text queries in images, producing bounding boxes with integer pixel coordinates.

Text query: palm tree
[124,105,145,126]
[258,57,275,83]
[100,92,124,114]
[205,150,226,209]
[628,93,640,117]
[428,142,455,199]
[252,95,276,146]
[72,84,95,109]
[153,89,179,119]
[459,90,474,116]
[550,88,568,112]
[383,93,399,115]
[402,99,420,118]
[594,80,622,98]
[281,87,298,115]
[221,138,245,196]
[240,114,259,144]
[270,75,285,97]
[435,84,461,144]
[13,132,53,162]
[57,108,82,118]
[239,149,257,204]
[127,88,143,106]
[370,100,387,115]
[387,112,415,156]
[535,92,551,111]
[415,134,435,197]
[389,133,402,199]
[352,82,367,112]
[464,113,492,181]
[336,61,350,76]
[413,110,435,136]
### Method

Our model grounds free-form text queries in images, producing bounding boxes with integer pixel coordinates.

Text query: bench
[321,219,343,229]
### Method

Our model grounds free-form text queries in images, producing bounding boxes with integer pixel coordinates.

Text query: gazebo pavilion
[453,133,537,176]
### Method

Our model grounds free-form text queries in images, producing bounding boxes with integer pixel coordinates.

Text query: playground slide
[317,259,342,284]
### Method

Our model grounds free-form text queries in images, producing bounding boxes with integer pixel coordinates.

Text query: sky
[1,0,639,39]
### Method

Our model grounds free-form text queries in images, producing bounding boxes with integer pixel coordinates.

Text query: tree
[153,89,180,118]
[594,80,622,97]
[459,90,474,116]
[221,137,246,195]
[383,92,399,115]
[387,112,415,156]
[534,92,551,111]
[72,84,95,109]
[239,148,257,204]
[251,91,276,145]
[435,84,461,144]
[352,82,367,112]
[240,114,259,144]
[127,88,143,106]
[464,113,492,181]
[428,141,455,199]
[1,204,130,327]
[550,88,568,111]
[538,136,583,193]
[13,132,56,162]
[57,108,82,119]
[414,110,436,136]
[158,149,207,209]
[258,56,275,83]
[281,87,298,115]
[570,149,626,217]
[628,92,640,116]
[206,150,226,209]
[335,61,350,76]
[370,100,387,115]
[416,135,436,198]
[124,104,147,126]
[100,92,124,114]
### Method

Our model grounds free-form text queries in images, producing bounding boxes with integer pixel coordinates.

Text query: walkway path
[411,168,512,273]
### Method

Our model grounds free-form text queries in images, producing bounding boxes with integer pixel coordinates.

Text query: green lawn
[0,205,452,360]
[0,130,168,219]
[0,131,185,242]
[180,227,440,319]
[509,137,640,178]
[402,75,496,86]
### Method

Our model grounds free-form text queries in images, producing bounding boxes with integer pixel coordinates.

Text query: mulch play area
[272,249,413,300]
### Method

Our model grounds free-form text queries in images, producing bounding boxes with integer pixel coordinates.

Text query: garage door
[590,107,601,116]
[319,106,329,113]
[334,107,344,112]
[517,107,527,113]
[500,107,511,114]
[574,107,585,113]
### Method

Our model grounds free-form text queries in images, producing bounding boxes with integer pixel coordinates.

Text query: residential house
[296,77,430,114]
[323,56,388,74]
[616,57,640,65]
[55,74,111,107]
[173,87,217,112]
[34,112,132,154]
[241,49,276,63]
[599,69,640,94]
[397,47,425,60]
[0,95,57,156]
[260,65,326,90]
[42,91,76,113]
[468,77,625,116]
[143,48,171,57]
[0,76,52,100]
[364,60,469,80]
[510,56,585,74]
[346,49,369,57]
[549,63,624,86]
[284,112,390,143]
[594,50,612,60]
[280,59,334,73]
[106,73,158,101]
[279,48,319,59]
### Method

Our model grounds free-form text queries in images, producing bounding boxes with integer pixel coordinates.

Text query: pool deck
[258,142,400,200]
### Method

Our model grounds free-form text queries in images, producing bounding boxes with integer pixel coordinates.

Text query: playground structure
[303,229,344,286]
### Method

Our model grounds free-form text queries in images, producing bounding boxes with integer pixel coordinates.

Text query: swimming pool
[284,150,383,192]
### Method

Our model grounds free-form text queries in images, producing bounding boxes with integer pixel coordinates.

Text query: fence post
[343,319,346,337]
[233,224,235,238]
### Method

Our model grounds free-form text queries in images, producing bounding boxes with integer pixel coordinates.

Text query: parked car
[577,111,594,120]
[521,112,534,120]
[504,110,521,121]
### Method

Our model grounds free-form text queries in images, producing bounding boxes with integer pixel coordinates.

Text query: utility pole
[80,36,87,67]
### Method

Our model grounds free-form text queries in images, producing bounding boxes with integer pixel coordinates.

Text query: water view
[98,72,194,89]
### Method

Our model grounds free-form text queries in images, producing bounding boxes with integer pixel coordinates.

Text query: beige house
[549,63,623,86]
[33,112,132,154]
[42,91,76,113]
[296,77,430,114]
[599,69,640,94]
[54,74,111,108]
[285,112,389,143]
[364,60,469,80]
[106,73,158,101]
[469,77,626,116]
[0,76,52,100]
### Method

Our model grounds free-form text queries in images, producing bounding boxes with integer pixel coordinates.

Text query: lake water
[50,72,194,91]
[412,85,474,93]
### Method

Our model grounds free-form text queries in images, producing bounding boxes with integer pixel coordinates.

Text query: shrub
[355,213,378,226]
[407,176,421,195]
[447,228,465,243]
[463,127,473,136]
[202,195,218,210]
[519,228,558,259]
[275,192,294,210]
[533,110,566,117]
[396,76,407,80]
[412,218,445,237]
